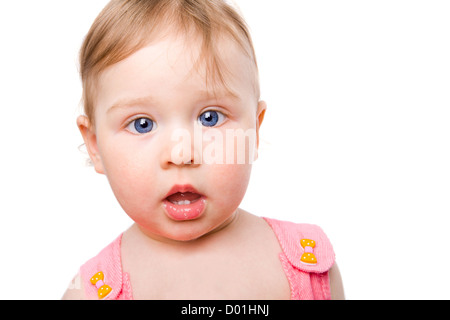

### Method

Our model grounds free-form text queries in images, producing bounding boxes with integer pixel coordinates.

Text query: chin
[171,233,204,242]
[166,224,210,242]
[137,219,207,243]
[135,209,232,243]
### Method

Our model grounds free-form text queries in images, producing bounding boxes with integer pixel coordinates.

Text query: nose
[160,126,201,169]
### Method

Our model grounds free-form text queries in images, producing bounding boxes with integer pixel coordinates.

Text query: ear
[254,100,267,161]
[256,100,267,132]
[77,116,105,174]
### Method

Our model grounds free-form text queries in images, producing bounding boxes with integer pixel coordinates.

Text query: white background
[0,0,449,299]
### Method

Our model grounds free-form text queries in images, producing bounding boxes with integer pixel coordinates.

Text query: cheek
[206,163,252,207]
[99,138,159,209]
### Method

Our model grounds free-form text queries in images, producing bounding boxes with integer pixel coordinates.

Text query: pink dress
[80,217,335,300]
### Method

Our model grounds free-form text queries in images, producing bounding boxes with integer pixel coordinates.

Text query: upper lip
[164,184,202,199]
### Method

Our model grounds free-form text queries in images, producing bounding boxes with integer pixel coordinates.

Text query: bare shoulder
[61,273,87,300]
[235,210,282,249]
[329,263,345,300]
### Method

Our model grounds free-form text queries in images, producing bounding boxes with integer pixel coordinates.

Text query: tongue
[167,192,201,203]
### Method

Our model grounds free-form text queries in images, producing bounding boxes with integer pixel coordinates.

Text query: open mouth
[163,185,206,221]
[166,192,202,205]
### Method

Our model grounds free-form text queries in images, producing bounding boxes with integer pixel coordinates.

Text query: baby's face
[83,32,265,242]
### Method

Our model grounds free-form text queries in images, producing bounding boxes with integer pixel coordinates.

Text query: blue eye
[198,110,225,127]
[126,117,155,134]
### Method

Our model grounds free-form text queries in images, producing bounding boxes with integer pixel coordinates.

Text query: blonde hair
[79,0,259,126]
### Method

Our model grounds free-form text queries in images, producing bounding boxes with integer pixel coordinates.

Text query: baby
[63,0,344,300]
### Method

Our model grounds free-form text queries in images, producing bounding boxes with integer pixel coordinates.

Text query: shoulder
[63,234,124,300]
[263,217,335,273]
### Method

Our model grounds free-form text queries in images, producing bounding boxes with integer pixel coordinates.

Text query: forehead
[95,31,257,110]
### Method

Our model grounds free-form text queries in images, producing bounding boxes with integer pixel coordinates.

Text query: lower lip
[163,197,206,221]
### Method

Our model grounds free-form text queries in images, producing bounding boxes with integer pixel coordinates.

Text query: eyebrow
[107,95,157,114]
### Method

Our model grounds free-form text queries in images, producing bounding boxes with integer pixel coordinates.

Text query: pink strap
[264,218,335,273]
[263,217,335,299]
[79,234,132,300]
